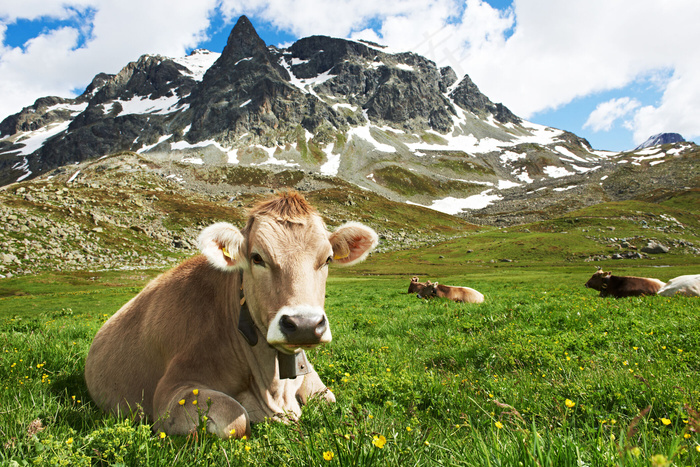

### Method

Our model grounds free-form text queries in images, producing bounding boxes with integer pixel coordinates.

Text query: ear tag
[333,250,350,260]
[222,246,236,261]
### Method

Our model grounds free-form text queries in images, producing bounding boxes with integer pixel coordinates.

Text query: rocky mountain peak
[3,14,696,222]
[449,74,520,125]
[221,15,271,63]
[634,133,686,150]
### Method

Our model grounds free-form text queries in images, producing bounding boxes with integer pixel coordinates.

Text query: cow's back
[85,255,237,418]
[608,275,664,297]
[657,274,700,297]
[436,284,484,303]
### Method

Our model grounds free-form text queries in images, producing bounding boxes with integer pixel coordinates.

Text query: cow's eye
[324,256,333,266]
[251,253,265,266]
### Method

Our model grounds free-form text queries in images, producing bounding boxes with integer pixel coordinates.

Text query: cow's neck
[237,273,311,380]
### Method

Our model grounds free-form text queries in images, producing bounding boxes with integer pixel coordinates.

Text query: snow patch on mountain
[543,166,576,178]
[46,102,89,115]
[410,189,504,215]
[13,121,71,156]
[172,50,220,81]
[110,94,187,117]
[349,124,397,153]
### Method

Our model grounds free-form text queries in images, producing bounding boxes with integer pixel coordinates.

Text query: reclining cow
[84,192,378,439]
[657,274,700,297]
[584,269,665,298]
[408,276,428,294]
[417,281,484,303]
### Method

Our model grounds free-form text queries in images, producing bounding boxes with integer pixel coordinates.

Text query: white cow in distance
[657,274,700,297]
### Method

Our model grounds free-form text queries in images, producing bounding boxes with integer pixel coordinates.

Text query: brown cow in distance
[417,281,485,303]
[408,276,428,294]
[584,269,665,297]
[84,192,378,439]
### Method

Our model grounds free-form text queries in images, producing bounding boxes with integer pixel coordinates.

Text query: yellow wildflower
[661,418,671,426]
[193,389,199,395]
[495,421,504,429]
[178,399,185,406]
[372,435,387,448]
[650,454,670,467]
[565,399,575,409]
[323,451,334,461]
[160,432,166,439]
[66,438,73,445]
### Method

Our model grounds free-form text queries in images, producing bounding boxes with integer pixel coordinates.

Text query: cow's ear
[329,222,378,267]
[197,222,245,271]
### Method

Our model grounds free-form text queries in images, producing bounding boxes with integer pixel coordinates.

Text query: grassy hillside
[346,195,699,278]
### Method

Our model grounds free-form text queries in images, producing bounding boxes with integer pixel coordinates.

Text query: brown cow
[408,276,428,294]
[417,281,484,303]
[84,192,378,438]
[584,269,665,297]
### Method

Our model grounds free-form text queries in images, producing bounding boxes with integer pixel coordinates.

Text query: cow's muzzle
[267,306,332,352]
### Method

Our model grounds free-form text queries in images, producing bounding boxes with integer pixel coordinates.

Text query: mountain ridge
[0,15,697,223]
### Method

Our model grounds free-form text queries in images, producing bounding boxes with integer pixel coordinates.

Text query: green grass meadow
[1,257,699,466]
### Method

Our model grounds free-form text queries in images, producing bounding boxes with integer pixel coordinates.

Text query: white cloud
[583,97,641,133]
[630,62,700,143]
[0,1,95,22]
[0,0,217,120]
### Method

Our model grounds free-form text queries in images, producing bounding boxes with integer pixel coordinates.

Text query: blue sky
[1,0,699,152]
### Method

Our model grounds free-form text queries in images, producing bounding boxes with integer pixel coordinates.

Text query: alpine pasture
[1,213,699,466]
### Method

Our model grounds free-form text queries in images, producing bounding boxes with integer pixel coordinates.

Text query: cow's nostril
[314,316,327,338]
[279,315,297,334]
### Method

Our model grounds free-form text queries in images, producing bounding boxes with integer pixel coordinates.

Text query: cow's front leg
[153,384,251,439]
[296,370,335,405]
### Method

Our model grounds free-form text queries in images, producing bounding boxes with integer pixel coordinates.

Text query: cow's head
[585,270,611,291]
[417,281,438,299]
[197,192,377,355]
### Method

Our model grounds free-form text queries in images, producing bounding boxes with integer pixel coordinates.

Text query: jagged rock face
[449,74,520,125]
[0,96,77,136]
[0,13,518,179]
[287,36,457,133]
